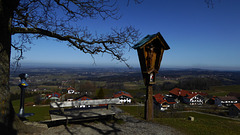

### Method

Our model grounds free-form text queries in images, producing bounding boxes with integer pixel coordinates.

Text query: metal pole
[18,73,32,118]
[19,85,26,117]
[145,84,153,121]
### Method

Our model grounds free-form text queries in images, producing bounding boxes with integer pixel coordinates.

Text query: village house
[229,103,240,117]
[169,88,207,105]
[113,91,133,104]
[75,96,92,108]
[61,93,81,102]
[67,87,75,94]
[153,93,176,111]
[182,93,205,105]
[214,96,239,107]
[169,88,189,99]
[45,92,61,102]
[67,87,80,94]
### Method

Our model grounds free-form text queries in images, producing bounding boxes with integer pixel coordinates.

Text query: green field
[37,85,59,90]
[208,85,240,96]
[154,112,240,135]
[12,97,51,122]
[118,106,240,135]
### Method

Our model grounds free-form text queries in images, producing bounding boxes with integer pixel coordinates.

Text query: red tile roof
[77,96,92,101]
[153,93,165,104]
[169,88,189,97]
[113,91,133,99]
[234,103,240,110]
[169,88,208,97]
[153,93,176,104]
[67,87,75,90]
[46,92,61,98]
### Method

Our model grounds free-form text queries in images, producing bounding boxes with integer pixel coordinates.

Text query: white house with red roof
[215,96,239,107]
[169,88,207,105]
[153,93,176,111]
[182,93,205,105]
[67,87,81,94]
[45,92,61,102]
[67,87,75,94]
[75,96,92,108]
[113,91,133,104]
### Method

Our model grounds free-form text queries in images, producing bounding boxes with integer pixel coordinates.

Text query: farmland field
[208,85,240,96]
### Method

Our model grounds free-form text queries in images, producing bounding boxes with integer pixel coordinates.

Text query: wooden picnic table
[49,98,120,121]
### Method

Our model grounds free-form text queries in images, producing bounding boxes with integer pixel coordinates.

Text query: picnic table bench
[49,98,120,122]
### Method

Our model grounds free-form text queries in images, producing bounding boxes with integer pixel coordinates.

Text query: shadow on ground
[41,116,126,135]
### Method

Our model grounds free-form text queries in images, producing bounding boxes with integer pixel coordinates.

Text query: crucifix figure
[146,44,155,73]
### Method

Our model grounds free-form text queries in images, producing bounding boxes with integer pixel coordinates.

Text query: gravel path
[20,107,183,135]
[41,117,181,135]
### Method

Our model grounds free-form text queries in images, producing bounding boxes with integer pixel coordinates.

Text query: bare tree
[0,0,141,133]
[0,0,218,133]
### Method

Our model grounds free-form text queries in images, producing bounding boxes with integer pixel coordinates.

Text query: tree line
[155,77,221,91]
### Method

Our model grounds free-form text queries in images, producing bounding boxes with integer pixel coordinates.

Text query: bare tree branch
[11,25,140,67]
[11,0,142,67]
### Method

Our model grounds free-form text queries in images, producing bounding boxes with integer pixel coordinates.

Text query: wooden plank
[50,98,120,108]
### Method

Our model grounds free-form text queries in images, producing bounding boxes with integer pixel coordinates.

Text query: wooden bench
[49,98,120,122]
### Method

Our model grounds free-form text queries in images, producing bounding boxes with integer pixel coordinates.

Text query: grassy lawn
[12,97,51,122]
[23,106,51,121]
[37,85,59,90]
[118,106,240,135]
[118,106,145,119]
[154,112,240,135]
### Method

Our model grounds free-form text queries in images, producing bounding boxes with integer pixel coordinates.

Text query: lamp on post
[132,32,170,121]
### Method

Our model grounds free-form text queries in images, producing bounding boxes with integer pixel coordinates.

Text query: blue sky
[11,0,240,70]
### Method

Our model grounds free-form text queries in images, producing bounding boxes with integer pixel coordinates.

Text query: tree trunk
[0,0,21,134]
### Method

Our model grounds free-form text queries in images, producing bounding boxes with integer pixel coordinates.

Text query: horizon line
[10,62,240,72]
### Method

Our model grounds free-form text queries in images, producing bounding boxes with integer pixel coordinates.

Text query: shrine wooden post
[133,32,170,121]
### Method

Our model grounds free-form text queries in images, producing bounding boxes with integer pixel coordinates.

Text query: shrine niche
[133,32,170,85]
